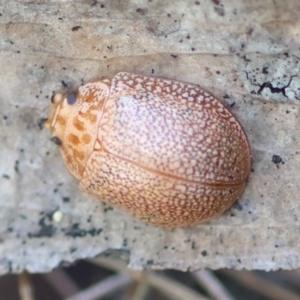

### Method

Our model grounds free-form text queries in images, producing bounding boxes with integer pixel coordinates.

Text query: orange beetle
[45,72,251,227]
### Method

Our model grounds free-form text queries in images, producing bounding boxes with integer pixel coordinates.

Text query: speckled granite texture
[1,0,300,274]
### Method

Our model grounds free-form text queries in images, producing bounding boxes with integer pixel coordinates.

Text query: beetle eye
[51,136,62,145]
[66,93,77,105]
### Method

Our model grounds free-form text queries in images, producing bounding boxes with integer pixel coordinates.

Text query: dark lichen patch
[65,223,102,238]
[201,250,208,256]
[214,6,225,16]
[244,54,299,100]
[262,67,269,74]
[257,81,288,96]
[70,246,77,253]
[28,216,56,238]
[136,7,147,14]
[28,208,63,238]
[14,160,19,173]
[88,228,103,236]
[72,26,82,31]
[246,27,254,35]
[103,206,114,213]
[147,259,154,265]
[272,154,284,168]
[232,201,243,211]
[191,241,196,249]
[66,223,87,237]
[62,196,70,203]
[37,117,47,130]
[2,174,10,179]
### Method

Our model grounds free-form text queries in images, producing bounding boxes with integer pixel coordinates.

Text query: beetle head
[44,80,110,180]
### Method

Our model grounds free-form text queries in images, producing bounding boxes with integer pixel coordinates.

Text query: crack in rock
[257,75,297,97]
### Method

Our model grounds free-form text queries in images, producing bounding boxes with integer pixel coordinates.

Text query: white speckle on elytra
[135,83,143,90]
[198,134,204,141]
[155,86,162,93]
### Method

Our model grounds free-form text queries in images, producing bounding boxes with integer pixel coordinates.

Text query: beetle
[44,72,251,227]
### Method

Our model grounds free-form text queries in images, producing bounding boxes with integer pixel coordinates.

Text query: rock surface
[1,0,300,274]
